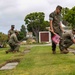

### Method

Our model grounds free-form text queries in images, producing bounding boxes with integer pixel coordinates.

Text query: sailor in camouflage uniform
[8,25,15,40]
[49,5,64,54]
[60,29,75,54]
[6,30,20,54]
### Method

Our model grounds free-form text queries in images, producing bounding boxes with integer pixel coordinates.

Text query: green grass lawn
[0,46,75,75]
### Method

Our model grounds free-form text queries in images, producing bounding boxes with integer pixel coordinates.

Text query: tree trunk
[32,27,39,42]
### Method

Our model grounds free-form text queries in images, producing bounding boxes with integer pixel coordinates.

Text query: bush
[26,38,36,44]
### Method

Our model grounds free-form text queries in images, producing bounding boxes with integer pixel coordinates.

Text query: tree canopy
[24,12,49,42]
[0,32,8,43]
[20,25,26,36]
[0,32,8,47]
[63,6,75,28]
[17,25,26,41]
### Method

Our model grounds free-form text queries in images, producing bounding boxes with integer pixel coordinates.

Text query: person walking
[49,5,64,54]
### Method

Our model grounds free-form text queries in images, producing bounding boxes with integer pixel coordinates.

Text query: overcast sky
[0,0,75,34]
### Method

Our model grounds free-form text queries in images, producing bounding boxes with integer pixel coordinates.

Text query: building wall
[39,31,51,43]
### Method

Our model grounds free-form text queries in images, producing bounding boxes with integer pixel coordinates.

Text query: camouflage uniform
[8,33,20,52]
[60,31,74,51]
[49,11,62,52]
[8,25,15,40]
[8,29,15,36]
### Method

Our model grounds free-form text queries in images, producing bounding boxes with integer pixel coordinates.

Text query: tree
[0,32,8,47]
[61,7,70,26]
[61,7,69,19]
[40,21,49,31]
[17,25,26,41]
[0,32,8,43]
[24,12,49,42]
[20,25,26,36]
[17,31,25,41]
[64,6,75,28]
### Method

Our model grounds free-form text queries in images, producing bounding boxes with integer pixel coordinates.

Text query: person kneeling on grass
[6,30,20,54]
[60,28,75,54]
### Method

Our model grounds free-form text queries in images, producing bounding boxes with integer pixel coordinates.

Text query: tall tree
[18,31,25,41]
[24,12,49,42]
[20,25,26,36]
[24,12,43,42]
[18,25,26,41]
[61,7,69,19]
[61,7,69,25]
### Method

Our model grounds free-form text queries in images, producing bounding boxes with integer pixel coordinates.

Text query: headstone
[0,62,18,70]
[24,50,30,54]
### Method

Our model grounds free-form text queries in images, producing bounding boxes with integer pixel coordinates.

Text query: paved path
[21,43,75,47]
[21,43,51,48]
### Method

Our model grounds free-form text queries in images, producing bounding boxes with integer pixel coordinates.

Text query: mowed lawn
[0,46,75,75]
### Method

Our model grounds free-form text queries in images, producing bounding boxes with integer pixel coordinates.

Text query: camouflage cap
[11,25,15,27]
[56,5,62,11]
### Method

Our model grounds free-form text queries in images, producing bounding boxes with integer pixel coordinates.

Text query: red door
[40,33,49,42]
